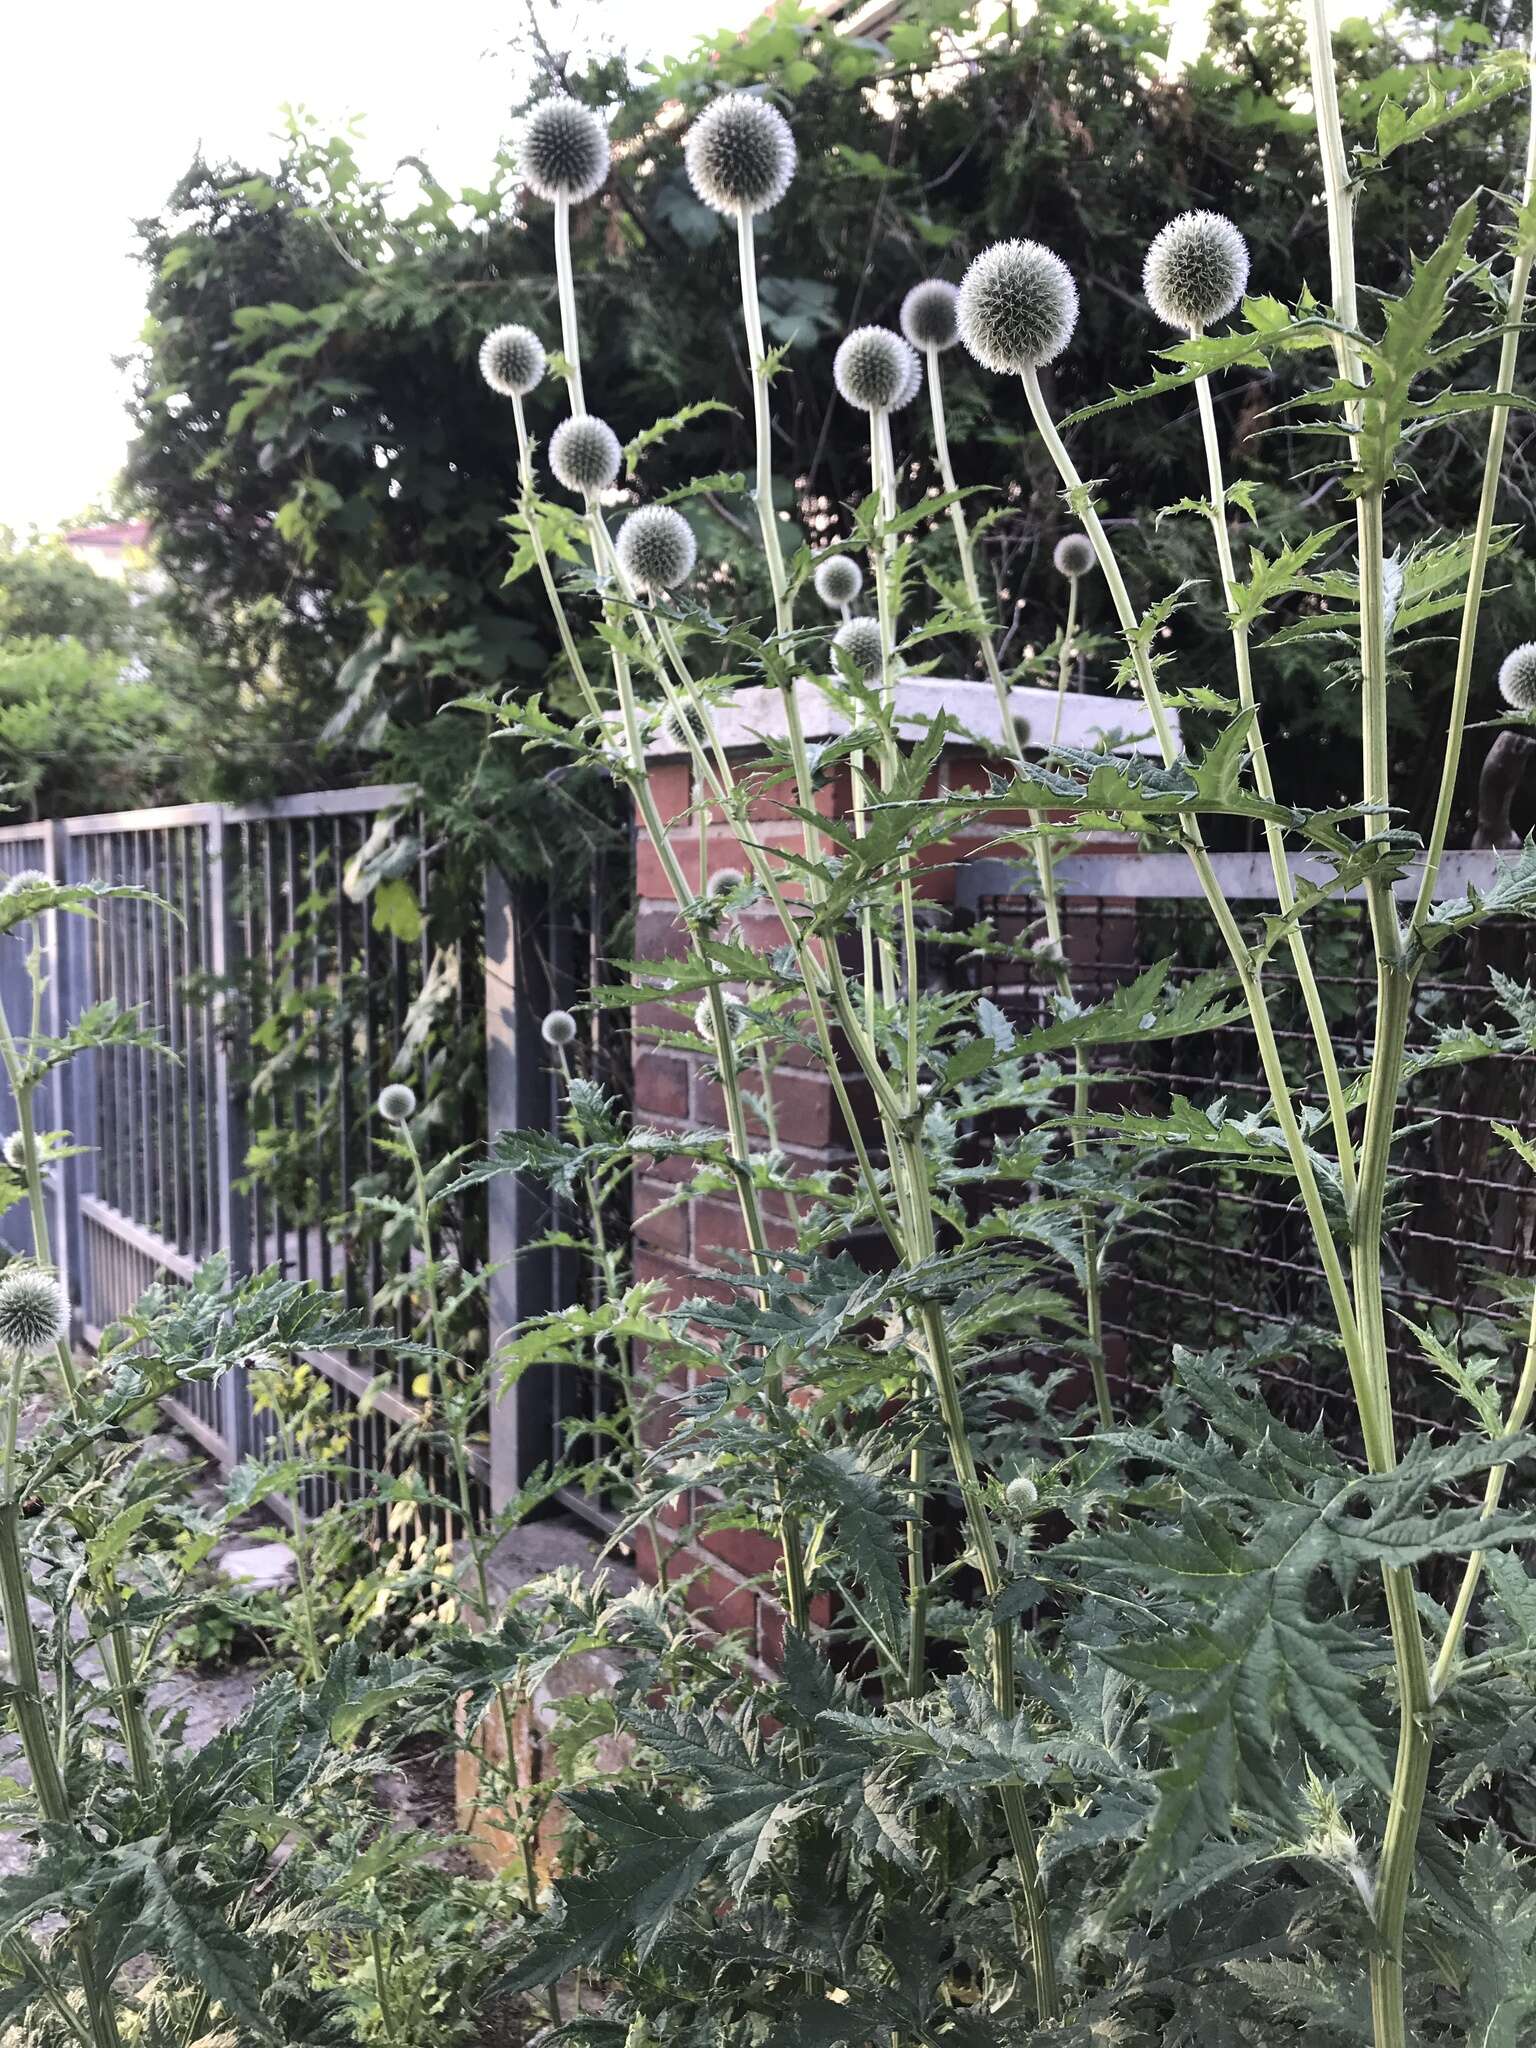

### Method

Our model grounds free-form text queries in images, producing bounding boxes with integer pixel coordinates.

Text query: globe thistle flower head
[693,991,746,1045]
[0,1268,67,1360]
[813,553,863,610]
[4,869,51,896]
[1053,533,1097,579]
[684,92,796,217]
[833,615,884,678]
[1143,211,1250,332]
[518,96,610,206]
[958,241,1079,374]
[549,415,621,497]
[659,696,710,755]
[1499,643,1536,711]
[708,867,745,898]
[479,324,546,399]
[1004,1475,1038,1511]
[541,1009,577,1048]
[616,505,697,594]
[833,327,921,414]
[377,1083,417,1125]
[900,279,961,353]
[1009,711,1032,753]
[2,1133,26,1172]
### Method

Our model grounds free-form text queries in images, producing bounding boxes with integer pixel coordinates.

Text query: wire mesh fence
[955,851,1536,1443]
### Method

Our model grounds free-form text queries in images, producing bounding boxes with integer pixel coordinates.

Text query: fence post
[207,809,252,1462]
[484,865,578,1515]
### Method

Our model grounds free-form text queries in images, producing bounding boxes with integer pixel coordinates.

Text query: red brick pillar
[625,680,1125,1657]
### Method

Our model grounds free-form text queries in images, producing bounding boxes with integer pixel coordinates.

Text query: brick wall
[626,714,1134,1663]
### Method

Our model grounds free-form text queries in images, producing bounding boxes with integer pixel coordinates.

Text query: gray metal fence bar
[958,848,1511,907]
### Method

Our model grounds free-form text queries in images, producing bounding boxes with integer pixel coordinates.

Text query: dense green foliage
[0,537,202,818]
[127,0,1536,838]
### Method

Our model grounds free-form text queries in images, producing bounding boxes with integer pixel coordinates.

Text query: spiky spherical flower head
[479,324,546,399]
[708,867,745,898]
[694,991,746,1044]
[0,1269,67,1360]
[958,240,1079,374]
[1004,1475,1038,1511]
[833,616,885,677]
[4,869,51,895]
[813,553,863,610]
[616,505,697,594]
[549,415,621,497]
[834,326,922,414]
[684,92,796,216]
[1143,211,1250,332]
[1499,643,1536,711]
[377,1083,417,1125]
[900,279,961,353]
[1009,711,1032,752]
[518,96,610,205]
[541,1009,577,1048]
[1053,532,1097,579]
[2,1133,26,1172]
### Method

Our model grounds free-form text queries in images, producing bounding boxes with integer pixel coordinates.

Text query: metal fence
[0,790,470,1483]
[1,792,626,1530]
[956,849,1536,1440]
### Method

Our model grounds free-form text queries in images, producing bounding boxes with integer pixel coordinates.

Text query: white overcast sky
[2,0,1355,536]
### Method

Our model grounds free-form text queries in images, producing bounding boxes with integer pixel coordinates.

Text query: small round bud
[541,1009,578,1048]
[2,1134,26,1172]
[377,1083,417,1125]
[834,326,922,414]
[1142,211,1250,332]
[1499,643,1536,711]
[518,96,610,206]
[659,697,710,754]
[693,991,746,1045]
[958,241,1079,374]
[833,616,885,678]
[900,279,961,353]
[3,870,52,896]
[549,415,622,497]
[0,1269,67,1360]
[684,92,796,217]
[1004,1475,1038,1510]
[1010,711,1032,752]
[616,505,697,594]
[708,868,745,897]
[813,553,863,610]
[1053,533,1097,579]
[479,324,546,399]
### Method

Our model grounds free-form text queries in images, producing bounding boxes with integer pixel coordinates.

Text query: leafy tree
[0,535,205,818]
[125,0,1536,839]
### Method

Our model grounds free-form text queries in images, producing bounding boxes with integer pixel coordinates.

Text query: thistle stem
[1431,1280,1536,1700]
[1021,365,1376,1428]
[929,346,1110,1425]
[1412,17,1536,931]
[1192,366,1358,1197]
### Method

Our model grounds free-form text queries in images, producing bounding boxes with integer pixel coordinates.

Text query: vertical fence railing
[0,789,463,1473]
[0,821,67,1269]
[484,854,627,1526]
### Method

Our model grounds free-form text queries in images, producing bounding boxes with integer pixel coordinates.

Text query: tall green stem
[1020,366,1377,1430]
[1412,19,1536,929]
[1432,1280,1536,1699]
[928,346,1111,1425]
[1192,368,1358,1196]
